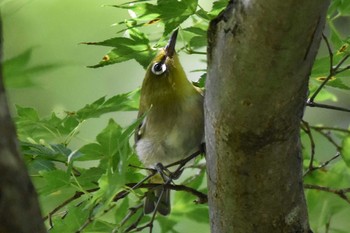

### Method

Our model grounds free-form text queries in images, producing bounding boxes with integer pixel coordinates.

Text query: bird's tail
[144,187,171,216]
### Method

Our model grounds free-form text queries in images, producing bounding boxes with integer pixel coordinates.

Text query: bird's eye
[151,62,166,75]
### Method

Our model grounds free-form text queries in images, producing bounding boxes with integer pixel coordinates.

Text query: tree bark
[205,0,330,232]
[0,15,46,233]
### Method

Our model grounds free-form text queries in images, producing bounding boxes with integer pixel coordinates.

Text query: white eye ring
[151,62,166,75]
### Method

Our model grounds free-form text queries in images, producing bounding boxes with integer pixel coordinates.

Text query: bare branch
[304,152,341,176]
[322,33,333,73]
[307,34,350,111]
[43,188,98,221]
[312,127,342,150]
[301,120,316,173]
[304,184,350,204]
[306,101,350,113]
[309,126,350,134]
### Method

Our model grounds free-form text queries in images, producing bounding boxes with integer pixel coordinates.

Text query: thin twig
[308,34,334,103]
[165,148,204,169]
[76,204,96,233]
[43,188,98,221]
[309,126,350,134]
[304,184,350,204]
[312,127,342,150]
[120,204,143,228]
[124,211,144,233]
[322,33,333,73]
[301,120,316,172]
[313,152,340,170]
[303,152,341,176]
[335,65,350,74]
[306,101,350,113]
[307,34,350,110]
[124,148,206,233]
[334,54,350,71]
[113,172,156,201]
[122,183,208,204]
[47,149,205,232]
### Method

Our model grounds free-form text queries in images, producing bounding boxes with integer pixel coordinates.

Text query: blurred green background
[2,0,210,147]
[3,0,141,148]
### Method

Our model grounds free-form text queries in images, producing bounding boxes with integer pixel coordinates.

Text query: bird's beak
[165,29,178,58]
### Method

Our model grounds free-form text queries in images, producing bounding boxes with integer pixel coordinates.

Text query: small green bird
[135,29,204,215]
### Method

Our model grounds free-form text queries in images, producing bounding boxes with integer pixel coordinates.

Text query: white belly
[135,96,204,169]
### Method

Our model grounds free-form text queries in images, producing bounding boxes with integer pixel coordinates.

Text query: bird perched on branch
[135,29,204,215]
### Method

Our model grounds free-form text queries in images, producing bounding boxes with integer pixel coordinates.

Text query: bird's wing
[134,110,146,144]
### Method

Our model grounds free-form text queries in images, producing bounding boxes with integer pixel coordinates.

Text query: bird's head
[141,29,194,104]
[146,29,180,80]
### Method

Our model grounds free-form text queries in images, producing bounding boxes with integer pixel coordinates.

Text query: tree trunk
[205,0,330,232]
[0,15,46,233]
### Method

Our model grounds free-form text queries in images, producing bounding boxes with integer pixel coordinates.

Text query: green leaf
[115,0,198,36]
[341,136,350,167]
[337,0,350,16]
[15,106,80,141]
[308,82,338,102]
[312,76,350,90]
[97,119,136,172]
[3,48,61,88]
[86,28,156,69]
[209,0,228,18]
[38,170,71,195]
[21,142,71,164]
[96,119,123,158]
[185,206,209,223]
[189,35,207,48]
[49,201,90,233]
[16,105,40,121]
[197,73,206,88]
[183,26,207,36]
[327,0,341,17]
[76,90,139,120]
[157,217,178,233]
[157,0,198,36]
[82,220,115,232]
[26,158,55,173]
[76,167,105,189]
[311,52,349,78]
[77,143,104,161]
[195,8,211,20]
[311,56,330,78]
[328,21,343,49]
[325,77,350,90]
[305,162,350,230]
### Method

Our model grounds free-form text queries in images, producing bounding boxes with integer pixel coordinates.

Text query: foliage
[3,47,61,88]
[4,0,350,232]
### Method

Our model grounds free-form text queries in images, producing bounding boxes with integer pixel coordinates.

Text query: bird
[134,29,204,215]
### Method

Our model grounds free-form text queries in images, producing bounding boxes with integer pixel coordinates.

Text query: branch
[123,183,208,204]
[306,101,350,113]
[309,126,350,134]
[302,121,343,176]
[303,152,341,176]
[44,149,206,232]
[307,34,350,112]
[301,120,316,173]
[311,126,342,150]
[43,188,98,222]
[304,184,350,204]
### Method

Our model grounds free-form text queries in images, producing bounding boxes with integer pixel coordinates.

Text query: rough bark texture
[0,15,47,233]
[205,0,330,232]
